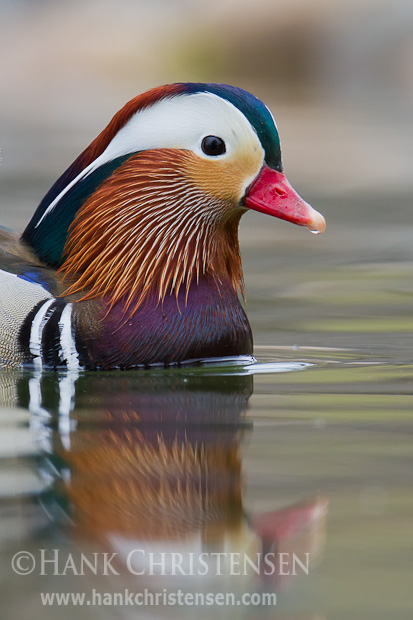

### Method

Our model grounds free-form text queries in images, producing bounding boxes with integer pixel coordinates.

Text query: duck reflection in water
[15,370,328,592]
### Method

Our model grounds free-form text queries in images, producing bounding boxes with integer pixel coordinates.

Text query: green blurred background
[1,0,412,217]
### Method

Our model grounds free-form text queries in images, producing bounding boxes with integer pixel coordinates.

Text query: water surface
[0,191,412,619]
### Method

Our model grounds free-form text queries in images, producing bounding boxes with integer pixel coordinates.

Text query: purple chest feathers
[74,278,252,369]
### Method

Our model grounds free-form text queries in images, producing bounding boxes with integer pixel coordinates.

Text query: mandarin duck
[0,83,325,369]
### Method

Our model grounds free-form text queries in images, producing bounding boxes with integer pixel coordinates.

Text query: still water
[0,193,412,619]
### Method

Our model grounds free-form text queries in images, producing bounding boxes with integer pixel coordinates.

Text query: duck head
[22,83,325,316]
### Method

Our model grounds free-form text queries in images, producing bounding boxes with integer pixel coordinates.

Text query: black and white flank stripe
[21,298,81,370]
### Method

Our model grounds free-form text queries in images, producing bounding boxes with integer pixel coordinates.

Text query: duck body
[77,277,252,369]
[20,276,252,370]
[0,83,325,369]
[1,231,250,369]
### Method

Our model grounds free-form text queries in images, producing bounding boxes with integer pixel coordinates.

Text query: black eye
[201,135,226,156]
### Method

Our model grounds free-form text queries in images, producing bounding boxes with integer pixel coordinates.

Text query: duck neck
[59,151,246,317]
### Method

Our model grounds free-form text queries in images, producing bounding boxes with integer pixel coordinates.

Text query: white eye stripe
[105,92,261,157]
[35,92,264,227]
